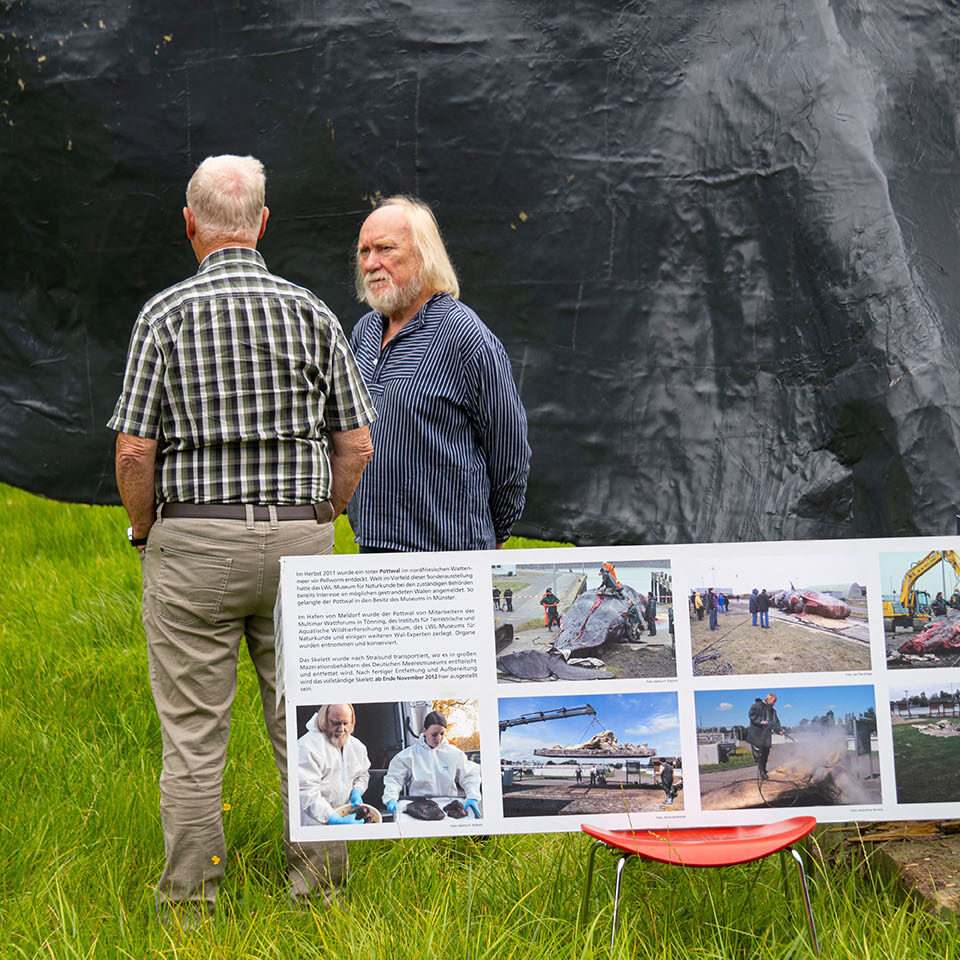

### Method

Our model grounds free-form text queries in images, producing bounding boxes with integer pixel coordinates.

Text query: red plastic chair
[580,816,819,952]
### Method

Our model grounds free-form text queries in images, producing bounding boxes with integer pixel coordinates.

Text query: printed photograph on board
[891,681,960,804]
[497,692,683,816]
[881,549,960,669]
[295,700,483,827]
[695,685,881,810]
[491,559,676,682]
[684,554,871,676]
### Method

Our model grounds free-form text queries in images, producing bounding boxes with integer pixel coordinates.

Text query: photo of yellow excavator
[882,550,960,634]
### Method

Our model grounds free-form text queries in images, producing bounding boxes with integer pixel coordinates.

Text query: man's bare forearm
[328,426,374,518]
[115,433,158,538]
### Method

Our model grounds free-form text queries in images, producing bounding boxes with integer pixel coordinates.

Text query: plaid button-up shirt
[108,247,375,505]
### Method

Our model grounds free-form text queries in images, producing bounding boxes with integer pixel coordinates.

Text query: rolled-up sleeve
[323,321,377,432]
[106,314,165,437]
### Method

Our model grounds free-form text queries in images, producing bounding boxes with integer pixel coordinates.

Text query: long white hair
[354,195,459,300]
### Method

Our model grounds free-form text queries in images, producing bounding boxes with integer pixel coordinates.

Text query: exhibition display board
[280,538,960,842]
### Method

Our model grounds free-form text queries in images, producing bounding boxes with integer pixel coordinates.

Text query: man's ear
[258,206,269,239]
[183,206,197,240]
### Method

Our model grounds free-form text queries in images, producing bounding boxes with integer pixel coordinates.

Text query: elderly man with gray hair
[298,704,371,826]
[348,196,531,553]
[109,155,376,923]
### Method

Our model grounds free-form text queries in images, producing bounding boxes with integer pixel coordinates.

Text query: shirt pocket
[155,546,233,626]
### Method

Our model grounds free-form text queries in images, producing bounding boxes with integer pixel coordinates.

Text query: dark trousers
[751,743,771,777]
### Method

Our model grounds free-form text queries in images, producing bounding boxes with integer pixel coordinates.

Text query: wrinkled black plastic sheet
[3,1,960,543]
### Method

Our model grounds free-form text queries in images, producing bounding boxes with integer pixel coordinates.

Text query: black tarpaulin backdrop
[2,1,959,544]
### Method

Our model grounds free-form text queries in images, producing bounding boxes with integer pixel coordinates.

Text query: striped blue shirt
[347,293,530,551]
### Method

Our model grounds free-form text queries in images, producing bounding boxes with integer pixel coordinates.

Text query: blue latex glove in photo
[464,798,481,817]
[327,812,360,825]
[385,799,398,816]
[349,788,363,806]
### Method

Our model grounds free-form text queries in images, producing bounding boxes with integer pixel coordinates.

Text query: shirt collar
[197,246,268,274]
[375,292,445,337]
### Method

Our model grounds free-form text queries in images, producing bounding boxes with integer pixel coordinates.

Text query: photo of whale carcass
[881,549,960,669]
[492,560,676,681]
[498,693,682,816]
[686,553,870,676]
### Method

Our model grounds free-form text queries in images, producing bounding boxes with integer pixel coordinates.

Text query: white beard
[363,270,424,317]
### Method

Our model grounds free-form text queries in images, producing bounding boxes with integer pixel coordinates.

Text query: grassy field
[892,720,960,804]
[698,748,757,774]
[690,612,871,675]
[2,483,958,958]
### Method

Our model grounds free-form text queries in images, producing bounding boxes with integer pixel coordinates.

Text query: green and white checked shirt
[108,247,376,505]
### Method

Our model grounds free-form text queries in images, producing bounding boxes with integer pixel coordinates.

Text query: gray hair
[316,703,355,730]
[354,195,459,300]
[186,155,266,239]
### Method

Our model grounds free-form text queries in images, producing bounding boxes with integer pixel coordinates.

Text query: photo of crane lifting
[882,549,960,669]
[497,693,683,817]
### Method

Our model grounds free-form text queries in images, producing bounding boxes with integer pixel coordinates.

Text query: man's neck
[381,290,435,348]
[193,239,257,264]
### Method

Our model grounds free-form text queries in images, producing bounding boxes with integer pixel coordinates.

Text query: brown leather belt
[160,501,335,523]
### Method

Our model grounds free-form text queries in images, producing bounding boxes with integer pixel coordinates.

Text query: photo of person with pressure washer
[694,686,881,811]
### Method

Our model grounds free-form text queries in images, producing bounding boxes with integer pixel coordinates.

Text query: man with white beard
[347,196,530,553]
[298,703,371,826]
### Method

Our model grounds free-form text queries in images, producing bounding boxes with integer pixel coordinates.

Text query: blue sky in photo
[879,549,960,599]
[695,685,877,729]
[497,692,681,761]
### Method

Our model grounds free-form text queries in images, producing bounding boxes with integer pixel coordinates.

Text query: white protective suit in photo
[381,734,482,804]
[297,711,371,825]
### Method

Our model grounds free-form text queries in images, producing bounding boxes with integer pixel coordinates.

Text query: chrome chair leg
[611,855,630,949]
[579,839,606,932]
[789,847,819,954]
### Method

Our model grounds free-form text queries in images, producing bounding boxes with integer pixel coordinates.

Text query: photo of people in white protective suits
[295,700,483,827]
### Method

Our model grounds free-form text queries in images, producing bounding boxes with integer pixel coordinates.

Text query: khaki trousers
[141,513,345,913]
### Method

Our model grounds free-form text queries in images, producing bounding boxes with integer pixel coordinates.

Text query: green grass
[494,580,530,592]
[893,721,960,804]
[1,482,958,958]
[699,748,757,774]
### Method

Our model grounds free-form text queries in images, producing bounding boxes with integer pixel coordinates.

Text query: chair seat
[581,816,817,867]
